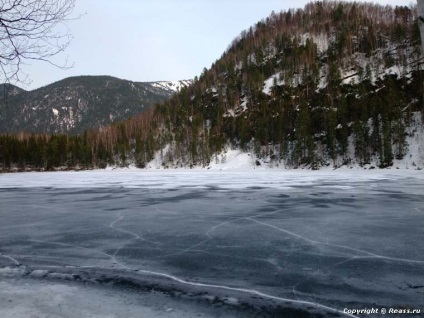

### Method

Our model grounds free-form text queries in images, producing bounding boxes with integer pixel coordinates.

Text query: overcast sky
[21,0,412,90]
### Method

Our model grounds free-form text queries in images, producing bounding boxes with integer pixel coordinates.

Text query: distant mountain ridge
[0,76,191,134]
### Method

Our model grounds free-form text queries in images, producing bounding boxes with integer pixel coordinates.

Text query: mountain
[0,83,26,98]
[135,1,424,169]
[0,76,191,134]
[1,1,423,171]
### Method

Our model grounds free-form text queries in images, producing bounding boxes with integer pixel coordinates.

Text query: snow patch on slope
[146,144,171,169]
[151,80,192,93]
[208,149,256,170]
[263,73,284,95]
[300,33,329,53]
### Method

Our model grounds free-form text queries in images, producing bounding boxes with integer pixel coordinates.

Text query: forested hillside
[1,1,423,171]
[0,76,190,134]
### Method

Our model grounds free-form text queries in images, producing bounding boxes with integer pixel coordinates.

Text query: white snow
[224,97,249,117]
[151,80,192,93]
[262,73,284,95]
[1,168,423,191]
[299,33,329,53]
[208,149,255,170]
[241,98,248,111]
[0,278,201,318]
[317,65,328,90]
[392,112,424,169]
[145,144,172,169]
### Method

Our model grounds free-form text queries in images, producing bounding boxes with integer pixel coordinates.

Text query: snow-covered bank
[145,112,424,171]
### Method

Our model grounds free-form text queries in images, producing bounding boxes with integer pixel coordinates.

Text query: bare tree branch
[0,0,76,84]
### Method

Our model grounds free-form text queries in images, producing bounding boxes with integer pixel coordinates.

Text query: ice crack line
[149,206,314,260]
[109,212,160,246]
[109,213,137,266]
[109,212,161,266]
[133,268,358,318]
[247,218,424,264]
[0,253,20,266]
[110,213,140,240]
[292,256,371,300]
[35,262,357,317]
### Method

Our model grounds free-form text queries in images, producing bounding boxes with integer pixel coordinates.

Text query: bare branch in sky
[0,0,76,84]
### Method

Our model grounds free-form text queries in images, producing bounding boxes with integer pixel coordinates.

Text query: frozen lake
[1,170,424,317]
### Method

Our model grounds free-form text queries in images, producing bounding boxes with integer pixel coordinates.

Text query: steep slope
[142,1,424,169]
[0,76,191,134]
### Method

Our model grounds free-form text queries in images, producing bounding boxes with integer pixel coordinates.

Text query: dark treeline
[1,1,423,171]
[0,109,158,170]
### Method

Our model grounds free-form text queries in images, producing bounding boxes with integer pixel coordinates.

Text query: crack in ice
[108,212,161,266]
[0,253,20,266]
[292,257,370,300]
[109,212,161,246]
[132,268,359,318]
[247,218,424,264]
[17,256,358,317]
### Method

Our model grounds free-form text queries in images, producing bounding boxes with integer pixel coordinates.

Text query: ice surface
[0,278,234,318]
[1,170,424,317]
[1,169,423,190]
